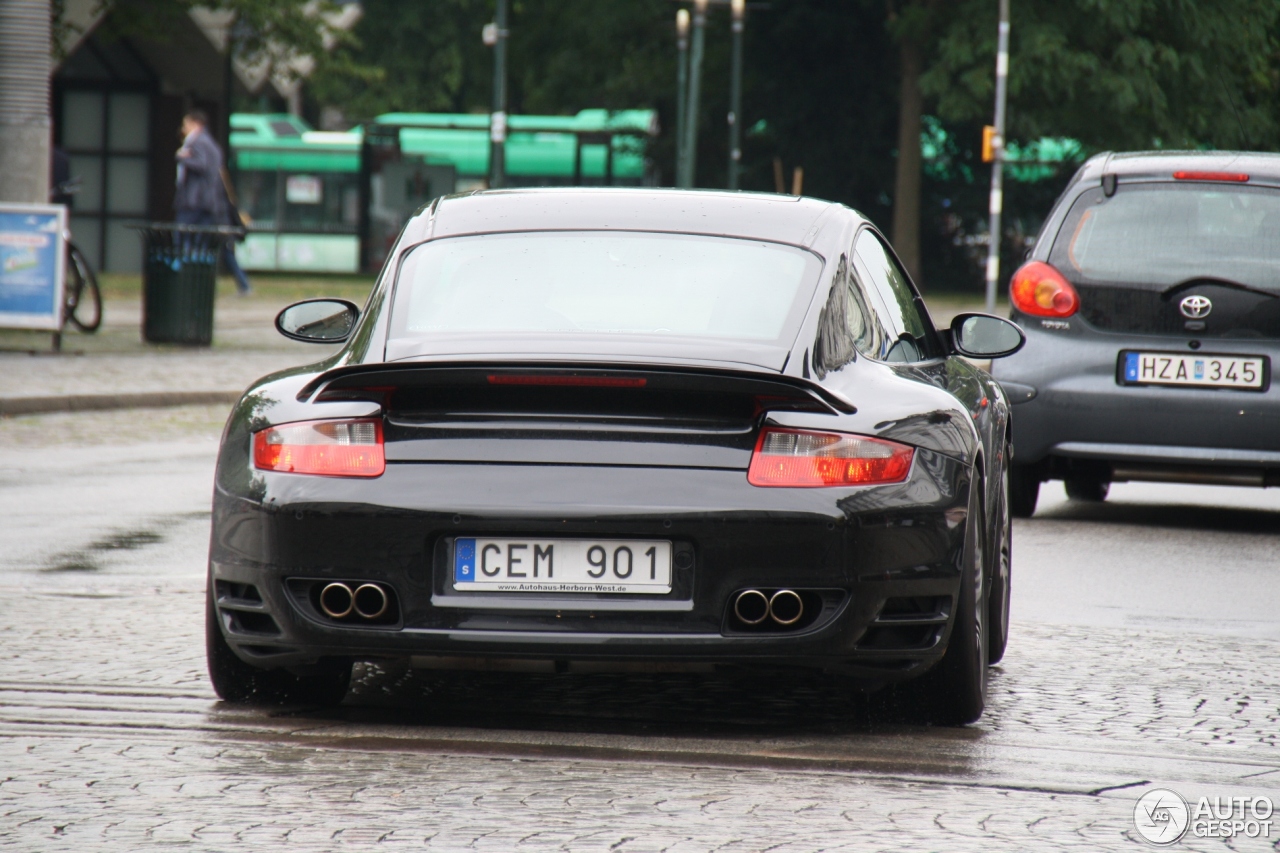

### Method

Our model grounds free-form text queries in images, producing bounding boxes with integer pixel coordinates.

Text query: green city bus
[229,109,657,273]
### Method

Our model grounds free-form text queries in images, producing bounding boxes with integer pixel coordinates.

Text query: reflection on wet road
[1,417,1278,850]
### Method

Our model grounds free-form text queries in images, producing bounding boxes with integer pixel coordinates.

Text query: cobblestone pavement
[1,412,1279,850]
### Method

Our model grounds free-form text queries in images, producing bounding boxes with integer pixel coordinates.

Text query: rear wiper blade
[1162,277,1279,300]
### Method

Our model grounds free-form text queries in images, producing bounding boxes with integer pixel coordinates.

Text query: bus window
[282,172,360,233]
[235,170,277,229]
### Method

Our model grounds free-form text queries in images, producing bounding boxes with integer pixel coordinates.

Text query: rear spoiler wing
[298,362,856,415]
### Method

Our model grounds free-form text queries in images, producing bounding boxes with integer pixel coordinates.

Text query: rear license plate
[1120,351,1268,390]
[453,538,673,594]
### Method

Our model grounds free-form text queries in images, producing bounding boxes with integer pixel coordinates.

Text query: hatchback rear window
[388,231,820,345]
[1050,183,1280,290]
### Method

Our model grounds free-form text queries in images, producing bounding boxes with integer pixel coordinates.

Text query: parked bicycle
[50,178,102,333]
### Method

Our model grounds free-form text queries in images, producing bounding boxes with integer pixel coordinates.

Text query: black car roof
[1077,150,1280,187]
[401,187,851,246]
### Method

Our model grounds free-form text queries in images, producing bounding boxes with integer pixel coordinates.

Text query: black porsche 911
[207,188,1025,724]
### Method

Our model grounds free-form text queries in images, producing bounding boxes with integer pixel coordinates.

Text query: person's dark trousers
[174,209,213,258]
[175,210,214,226]
[176,210,251,294]
[221,242,251,294]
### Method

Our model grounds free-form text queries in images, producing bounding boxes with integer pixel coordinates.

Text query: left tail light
[253,419,385,478]
[747,428,914,487]
[1009,260,1079,318]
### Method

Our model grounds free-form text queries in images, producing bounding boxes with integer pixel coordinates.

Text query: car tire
[918,478,988,725]
[987,459,1012,665]
[206,581,351,706]
[1064,476,1109,502]
[1008,463,1040,518]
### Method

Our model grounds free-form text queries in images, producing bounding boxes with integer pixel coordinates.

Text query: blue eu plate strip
[1124,352,1139,382]
[454,538,476,584]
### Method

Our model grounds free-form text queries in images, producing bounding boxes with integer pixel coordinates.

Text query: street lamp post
[486,0,510,189]
[680,0,708,188]
[984,0,1010,313]
[675,9,690,188]
[727,0,744,190]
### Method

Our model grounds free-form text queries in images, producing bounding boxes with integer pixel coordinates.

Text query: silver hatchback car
[993,151,1280,516]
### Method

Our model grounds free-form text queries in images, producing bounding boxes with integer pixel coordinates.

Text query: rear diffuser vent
[229,610,282,636]
[215,581,280,636]
[856,596,950,651]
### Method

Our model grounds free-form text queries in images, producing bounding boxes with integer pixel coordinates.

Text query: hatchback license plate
[1120,351,1267,390]
[453,538,673,594]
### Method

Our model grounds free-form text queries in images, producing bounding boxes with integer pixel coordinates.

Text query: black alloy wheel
[205,578,351,706]
[1008,462,1040,518]
[1064,476,1109,502]
[919,477,988,725]
[986,455,1012,664]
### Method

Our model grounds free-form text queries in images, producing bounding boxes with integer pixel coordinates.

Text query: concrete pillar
[0,0,51,204]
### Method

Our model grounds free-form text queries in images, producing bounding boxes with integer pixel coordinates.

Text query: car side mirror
[949,313,1025,359]
[275,299,360,344]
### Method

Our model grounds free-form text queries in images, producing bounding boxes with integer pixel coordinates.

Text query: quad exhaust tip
[319,582,354,619]
[353,583,389,619]
[768,589,804,625]
[733,588,804,627]
[733,589,770,625]
[320,582,391,621]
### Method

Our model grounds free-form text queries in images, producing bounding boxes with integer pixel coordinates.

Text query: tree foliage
[306,0,1280,290]
[924,0,1280,151]
[907,0,1280,287]
[309,1,676,119]
[59,0,363,79]
[306,0,488,115]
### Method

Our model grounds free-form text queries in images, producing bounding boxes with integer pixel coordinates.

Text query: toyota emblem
[1179,295,1212,319]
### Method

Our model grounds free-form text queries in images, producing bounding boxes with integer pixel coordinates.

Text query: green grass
[0,272,377,354]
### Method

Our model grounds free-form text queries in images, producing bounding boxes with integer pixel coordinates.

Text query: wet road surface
[1,407,1278,850]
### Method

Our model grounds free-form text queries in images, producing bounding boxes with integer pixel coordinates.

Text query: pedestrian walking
[175,109,251,294]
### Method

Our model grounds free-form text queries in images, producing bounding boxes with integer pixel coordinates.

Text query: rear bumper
[209,452,970,680]
[993,326,1280,474]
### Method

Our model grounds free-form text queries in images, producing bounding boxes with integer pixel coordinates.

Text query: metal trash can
[132,224,241,345]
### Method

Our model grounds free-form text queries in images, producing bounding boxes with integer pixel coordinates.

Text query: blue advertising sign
[0,203,67,331]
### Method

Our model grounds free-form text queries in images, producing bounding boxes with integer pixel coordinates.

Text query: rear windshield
[1050,183,1280,290]
[388,231,820,346]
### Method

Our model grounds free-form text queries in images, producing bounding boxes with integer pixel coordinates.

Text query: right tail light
[1009,261,1079,318]
[747,428,914,487]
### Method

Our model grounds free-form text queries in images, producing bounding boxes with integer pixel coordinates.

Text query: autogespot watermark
[1133,788,1274,845]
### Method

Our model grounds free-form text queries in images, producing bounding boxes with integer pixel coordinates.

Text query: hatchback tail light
[253,419,384,477]
[747,428,914,487]
[1009,260,1079,318]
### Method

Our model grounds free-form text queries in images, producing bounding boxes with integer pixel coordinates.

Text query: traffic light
[982,125,997,163]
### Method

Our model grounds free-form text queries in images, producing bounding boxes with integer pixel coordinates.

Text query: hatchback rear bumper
[1047,441,1280,487]
[993,327,1280,475]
